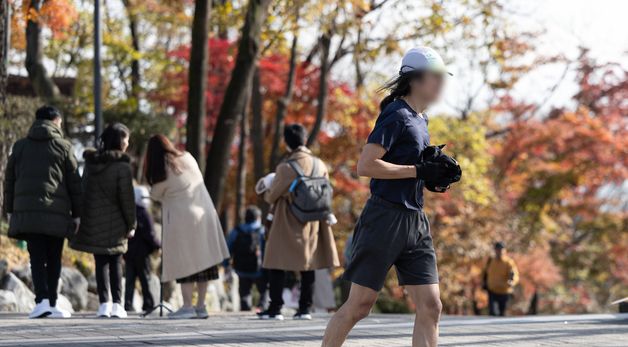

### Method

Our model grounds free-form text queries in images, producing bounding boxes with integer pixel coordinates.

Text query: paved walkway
[0,312,626,346]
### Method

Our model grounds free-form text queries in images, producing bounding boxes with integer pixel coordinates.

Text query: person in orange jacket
[482,242,519,316]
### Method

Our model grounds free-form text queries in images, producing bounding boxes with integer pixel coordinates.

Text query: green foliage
[429,115,495,207]
[0,235,30,268]
[549,214,627,311]
[73,256,94,278]
[1,97,42,214]
[2,96,41,136]
[103,102,175,154]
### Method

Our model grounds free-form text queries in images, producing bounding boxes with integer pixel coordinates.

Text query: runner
[322,47,461,347]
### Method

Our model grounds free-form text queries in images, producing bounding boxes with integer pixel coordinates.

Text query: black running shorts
[343,196,439,291]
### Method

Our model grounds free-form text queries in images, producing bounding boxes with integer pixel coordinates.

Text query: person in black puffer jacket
[70,123,136,319]
[3,106,81,319]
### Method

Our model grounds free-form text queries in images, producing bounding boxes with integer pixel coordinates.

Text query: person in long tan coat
[145,135,229,319]
[259,124,339,320]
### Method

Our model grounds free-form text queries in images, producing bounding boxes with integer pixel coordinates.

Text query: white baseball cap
[399,47,452,76]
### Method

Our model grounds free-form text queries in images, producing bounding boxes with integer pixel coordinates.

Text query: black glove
[425,181,450,193]
[415,161,450,182]
[419,144,462,193]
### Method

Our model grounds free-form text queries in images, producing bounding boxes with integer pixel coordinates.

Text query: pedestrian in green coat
[70,123,136,319]
[3,106,81,319]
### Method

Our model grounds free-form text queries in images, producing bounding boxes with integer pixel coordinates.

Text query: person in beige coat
[258,124,339,320]
[145,135,230,319]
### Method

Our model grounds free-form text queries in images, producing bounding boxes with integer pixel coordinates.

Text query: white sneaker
[168,307,197,319]
[49,306,72,318]
[257,310,285,321]
[111,303,127,318]
[293,312,312,320]
[29,299,52,319]
[97,302,112,318]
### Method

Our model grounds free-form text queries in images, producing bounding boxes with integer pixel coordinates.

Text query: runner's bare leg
[322,283,378,347]
[406,284,442,347]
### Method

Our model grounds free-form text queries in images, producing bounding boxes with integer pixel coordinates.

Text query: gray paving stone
[0,312,626,346]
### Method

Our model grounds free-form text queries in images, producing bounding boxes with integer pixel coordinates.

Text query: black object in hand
[417,144,462,193]
[415,161,450,182]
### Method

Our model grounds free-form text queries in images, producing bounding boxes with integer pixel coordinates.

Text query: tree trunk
[1,0,8,108]
[354,26,365,95]
[0,0,9,215]
[235,89,250,226]
[185,0,211,164]
[204,0,272,209]
[25,0,59,100]
[220,209,230,236]
[269,33,298,168]
[251,68,264,181]
[306,33,331,147]
[250,68,271,213]
[122,0,141,103]
[135,142,148,182]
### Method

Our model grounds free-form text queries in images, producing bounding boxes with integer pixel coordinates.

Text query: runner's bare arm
[357,143,416,179]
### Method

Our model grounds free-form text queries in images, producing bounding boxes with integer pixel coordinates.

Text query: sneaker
[257,310,284,321]
[49,306,72,318]
[168,307,197,319]
[97,302,112,318]
[195,306,209,319]
[293,311,312,320]
[111,303,127,318]
[29,299,52,319]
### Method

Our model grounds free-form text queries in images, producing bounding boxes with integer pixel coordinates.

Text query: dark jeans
[94,254,123,304]
[124,255,155,311]
[268,269,315,314]
[27,234,64,307]
[488,291,510,316]
[239,271,268,311]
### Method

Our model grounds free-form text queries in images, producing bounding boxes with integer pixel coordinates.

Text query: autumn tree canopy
[3,0,626,314]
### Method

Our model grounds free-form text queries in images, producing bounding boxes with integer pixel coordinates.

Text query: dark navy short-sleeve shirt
[366,99,430,210]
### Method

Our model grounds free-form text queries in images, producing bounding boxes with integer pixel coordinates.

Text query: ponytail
[379,94,398,111]
[378,71,423,111]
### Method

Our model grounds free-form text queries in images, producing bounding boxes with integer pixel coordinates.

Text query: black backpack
[232,227,262,273]
[287,156,333,223]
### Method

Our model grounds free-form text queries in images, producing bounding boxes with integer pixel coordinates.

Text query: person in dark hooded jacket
[3,106,81,319]
[70,123,136,318]
[124,185,160,313]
